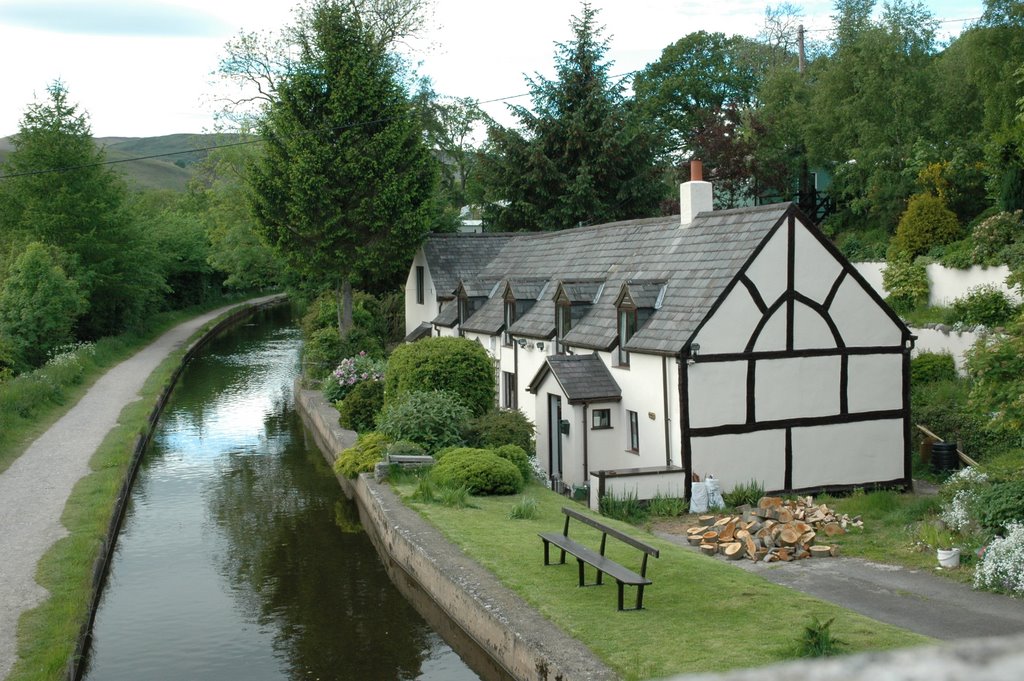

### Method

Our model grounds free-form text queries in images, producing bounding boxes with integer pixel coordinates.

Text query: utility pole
[797,24,806,74]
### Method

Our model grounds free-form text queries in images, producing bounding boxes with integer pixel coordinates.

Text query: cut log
[776,548,792,561]
[793,521,813,535]
[702,530,720,543]
[775,507,794,523]
[810,545,833,558]
[799,530,816,546]
[758,496,783,509]
[687,535,703,546]
[698,515,716,526]
[700,543,717,556]
[713,516,732,527]
[823,523,846,536]
[746,520,763,534]
[735,529,751,541]
[743,535,759,559]
[686,526,706,536]
[779,527,800,546]
[719,520,738,543]
[723,542,746,560]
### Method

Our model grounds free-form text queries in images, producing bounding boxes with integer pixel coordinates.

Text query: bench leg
[617,583,624,611]
[577,559,585,587]
[635,584,645,610]
[542,540,567,566]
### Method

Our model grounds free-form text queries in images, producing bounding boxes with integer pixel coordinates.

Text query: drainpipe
[663,357,671,466]
[582,403,589,480]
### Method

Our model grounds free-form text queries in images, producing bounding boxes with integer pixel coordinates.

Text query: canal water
[82,305,480,681]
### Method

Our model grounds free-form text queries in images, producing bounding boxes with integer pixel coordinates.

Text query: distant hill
[0,132,252,193]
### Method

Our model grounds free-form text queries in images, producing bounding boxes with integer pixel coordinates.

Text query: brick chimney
[680,159,713,227]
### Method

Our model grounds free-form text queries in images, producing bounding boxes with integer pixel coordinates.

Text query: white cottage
[403,176,913,503]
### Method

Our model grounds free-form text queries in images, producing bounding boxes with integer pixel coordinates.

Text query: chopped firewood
[775,507,794,523]
[723,542,745,560]
[776,548,792,561]
[735,529,751,541]
[687,526,706,537]
[698,515,716,526]
[702,530,720,543]
[720,520,738,542]
[809,545,832,558]
[799,530,816,546]
[758,496,784,509]
[713,516,732,527]
[687,535,703,546]
[743,535,759,559]
[700,543,717,556]
[779,527,800,546]
[822,523,846,536]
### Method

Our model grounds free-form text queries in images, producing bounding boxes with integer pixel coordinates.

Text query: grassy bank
[0,293,263,476]
[7,295,276,681]
[395,481,931,681]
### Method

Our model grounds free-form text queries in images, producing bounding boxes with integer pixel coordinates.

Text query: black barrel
[931,442,960,473]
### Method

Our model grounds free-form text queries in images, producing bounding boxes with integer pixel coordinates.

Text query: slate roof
[431,299,459,328]
[423,233,515,300]
[529,354,622,404]
[421,203,794,356]
[460,293,505,334]
[404,322,432,343]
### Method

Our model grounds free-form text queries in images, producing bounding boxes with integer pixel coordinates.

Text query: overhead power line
[0,13,985,181]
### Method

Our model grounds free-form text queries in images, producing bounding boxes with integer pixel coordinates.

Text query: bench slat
[561,507,660,557]
[539,533,650,585]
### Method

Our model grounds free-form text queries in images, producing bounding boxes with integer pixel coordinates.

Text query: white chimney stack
[680,159,713,227]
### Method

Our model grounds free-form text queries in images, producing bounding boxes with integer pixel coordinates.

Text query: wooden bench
[538,506,660,611]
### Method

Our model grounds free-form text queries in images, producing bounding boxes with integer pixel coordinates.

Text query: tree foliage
[477,2,660,230]
[246,0,440,333]
[0,243,87,369]
[0,81,166,338]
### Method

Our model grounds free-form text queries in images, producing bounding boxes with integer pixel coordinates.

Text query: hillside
[0,132,250,193]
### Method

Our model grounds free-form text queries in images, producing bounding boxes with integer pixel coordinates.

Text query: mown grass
[7,295,272,681]
[818,489,975,583]
[0,293,258,475]
[395,482,931,681]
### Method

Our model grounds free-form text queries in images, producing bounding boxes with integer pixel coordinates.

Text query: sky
[0,0,985,139]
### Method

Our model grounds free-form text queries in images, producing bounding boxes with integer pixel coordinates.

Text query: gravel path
[0,298,280,681]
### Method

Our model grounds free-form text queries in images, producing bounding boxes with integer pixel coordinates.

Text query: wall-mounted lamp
[690,343,700,358]
[536,341,545,351]
[516,338,528,348]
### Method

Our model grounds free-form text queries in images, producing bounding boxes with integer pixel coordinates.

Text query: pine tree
[478,2,660,231]
[248,0,439,333]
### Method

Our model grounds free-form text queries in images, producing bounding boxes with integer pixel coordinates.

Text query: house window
[458,296,469,337]
[617,307,637,366]
[556,302,572,354]
[503,300,516,347]
[627,410,639,453]
[415,266,425,305]
[592,408,611,429]
[502,371,517,409]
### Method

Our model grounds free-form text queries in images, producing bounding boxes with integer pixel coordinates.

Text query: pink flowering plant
[323,351,385,403]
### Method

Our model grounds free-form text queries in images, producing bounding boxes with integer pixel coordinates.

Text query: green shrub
[795,616,848,658]
[947,284,1018,328]
[882,253,930,314]
[337,379,385,433]
[911,352,957,385]
[376,390,472,453]
[971,210,1024,265]
[387,440,426,457]
[463,408,536,452]
[973,481,1024,533]
[430,448,524,495]
[648,493,686,518]
[836,227,889,262]
[965,317,1024,438]
[334,432,391,478]
[979,449,1024,483]
[599,490,648,524]
[890,193,962,259]
[384,337,495,415]
[325,352,387,402]
[723,479,765,508]
[911,379,996,459]
[493,444,532,483]
[303,326,345,380]
[509,495,540,520]
[933,237,975,269]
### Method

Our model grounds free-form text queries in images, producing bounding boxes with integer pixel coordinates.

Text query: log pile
[684,496,863,563]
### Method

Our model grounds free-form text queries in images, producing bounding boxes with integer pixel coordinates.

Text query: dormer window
[556,301,572,354]
[503,299,516,346]
[458,296,470,337]
[617,303,637,366]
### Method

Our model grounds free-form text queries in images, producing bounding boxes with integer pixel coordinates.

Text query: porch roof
[528,354,622,405]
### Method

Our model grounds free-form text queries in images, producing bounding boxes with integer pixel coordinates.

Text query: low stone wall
[294,386,617,681]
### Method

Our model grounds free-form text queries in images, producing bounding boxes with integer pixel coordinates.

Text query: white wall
[854,262,1020,307]
[588,469,689,511]
[910,326,980,374]
[404,249,439,336]
[605,352,679,469]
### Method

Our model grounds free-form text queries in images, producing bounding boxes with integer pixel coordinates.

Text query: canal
[82,304,480,681]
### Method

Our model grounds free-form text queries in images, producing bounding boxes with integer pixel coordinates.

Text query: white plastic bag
[705,475,725,510]
[689,481,709,513]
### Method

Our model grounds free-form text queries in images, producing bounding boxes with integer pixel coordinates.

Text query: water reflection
[83,306,478,681]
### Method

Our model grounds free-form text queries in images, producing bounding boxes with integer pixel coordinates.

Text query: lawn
[395,480,931,681]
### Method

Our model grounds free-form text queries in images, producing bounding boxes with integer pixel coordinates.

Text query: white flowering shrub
[974,522,1024,595]
[939,467,989,533]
